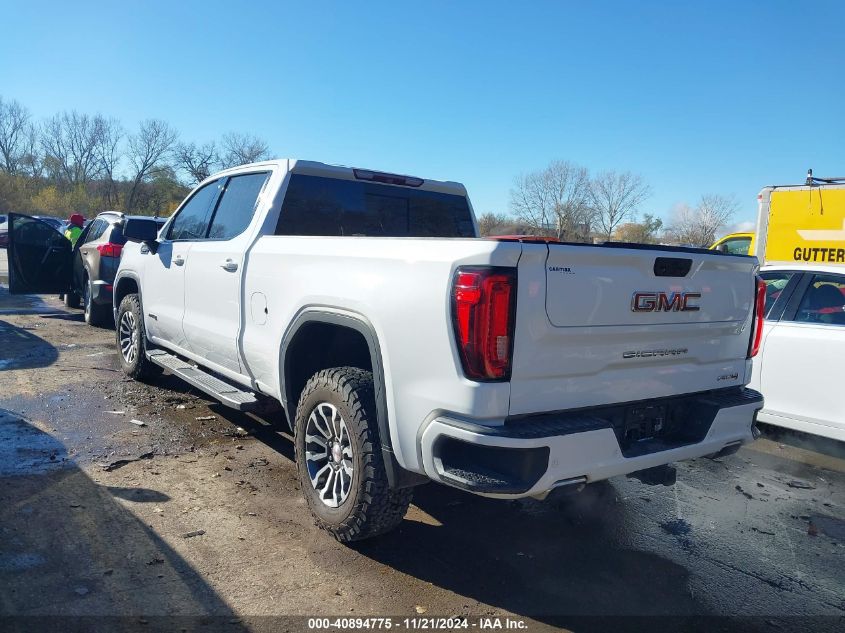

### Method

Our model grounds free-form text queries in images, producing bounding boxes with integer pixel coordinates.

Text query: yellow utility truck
[755,170,845,265]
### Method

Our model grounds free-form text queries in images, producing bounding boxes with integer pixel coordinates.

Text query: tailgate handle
[654,257,692,277]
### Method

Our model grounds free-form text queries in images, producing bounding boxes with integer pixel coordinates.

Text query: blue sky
[2,0,844,231]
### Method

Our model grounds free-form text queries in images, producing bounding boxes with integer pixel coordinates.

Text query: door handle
[174,255,185,266]
[220,258,238,272]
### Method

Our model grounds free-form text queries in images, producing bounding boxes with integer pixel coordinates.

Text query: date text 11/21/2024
[306,616,528,630]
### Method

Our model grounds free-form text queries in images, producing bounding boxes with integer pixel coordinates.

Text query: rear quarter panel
[240,236,522,472]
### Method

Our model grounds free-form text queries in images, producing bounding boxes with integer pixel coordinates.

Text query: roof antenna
[806,168,813,185]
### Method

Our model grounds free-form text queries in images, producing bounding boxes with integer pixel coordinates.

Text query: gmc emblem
[632,291,701,312]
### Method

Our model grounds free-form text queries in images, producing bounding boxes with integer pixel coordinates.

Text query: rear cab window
[275,174,475,237]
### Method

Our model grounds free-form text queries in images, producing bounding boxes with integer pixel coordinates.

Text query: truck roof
[762,263,845,275]
[205,159,468,197]
[760,183,845,192]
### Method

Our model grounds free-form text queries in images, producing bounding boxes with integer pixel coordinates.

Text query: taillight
[748,276,766,358]
[96,242,123,258]
[451,266,517,381]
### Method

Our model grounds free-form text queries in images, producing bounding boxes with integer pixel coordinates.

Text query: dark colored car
[6,212,166,327]
[0,213,10,248]
[1,214,70,249]
[32,215,66,233]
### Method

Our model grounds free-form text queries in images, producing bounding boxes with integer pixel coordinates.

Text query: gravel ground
[0,283,843,633]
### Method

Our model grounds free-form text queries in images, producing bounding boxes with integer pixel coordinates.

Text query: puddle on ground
[810,515,845,541]
[0,552,47,572]
[0,411,70,476]
[0,291,56,315]
[660,518,692,536]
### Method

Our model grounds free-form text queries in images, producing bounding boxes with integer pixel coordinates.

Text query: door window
[13,215,67,248]
[83,219,106,244]
[7,214,72,294]
[760,271,795,318]
[793,274,845,325]
[167,180,222,241]
[207,172,270,240]
[715,236,751,255]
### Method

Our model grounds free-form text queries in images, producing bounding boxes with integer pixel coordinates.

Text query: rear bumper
[420,387,763,498]
[90,280,113,305]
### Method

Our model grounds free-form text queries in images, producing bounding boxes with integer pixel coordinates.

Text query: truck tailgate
[509,243,758,416]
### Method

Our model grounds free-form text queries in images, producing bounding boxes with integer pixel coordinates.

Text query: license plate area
[623,404,666,444]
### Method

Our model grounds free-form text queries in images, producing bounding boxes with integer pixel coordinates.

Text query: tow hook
[628,463,677,487]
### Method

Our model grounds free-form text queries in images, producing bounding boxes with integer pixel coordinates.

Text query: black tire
[115,293,162,381]
[83,276,113,328]
[64,292,80,308]
[294,367,412,542]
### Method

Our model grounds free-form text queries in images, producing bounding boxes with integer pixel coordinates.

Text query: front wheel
[116,294,161,381]
[294,367,412,542]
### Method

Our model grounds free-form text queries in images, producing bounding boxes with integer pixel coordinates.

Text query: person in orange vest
[64,213,84,247]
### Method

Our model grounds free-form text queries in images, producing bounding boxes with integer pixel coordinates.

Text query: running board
[147,350,258,411]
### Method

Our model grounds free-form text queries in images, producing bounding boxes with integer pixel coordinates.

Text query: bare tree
[667,194,739,246]
[0,96,32,175]
[476,211,510,236]
[95,118,123,208]
[126,119,178,211]
[174,141,218,184]
[18,122,44,179]
[510,160,592,240]
[590,171,651,241]
[41,111,108,185]
[220,132,270,168]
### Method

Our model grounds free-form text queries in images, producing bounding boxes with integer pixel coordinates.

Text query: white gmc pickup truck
[112,159,764,541]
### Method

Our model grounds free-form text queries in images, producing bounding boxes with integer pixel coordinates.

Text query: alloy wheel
[118,310,138,365]
[304,402,354,508]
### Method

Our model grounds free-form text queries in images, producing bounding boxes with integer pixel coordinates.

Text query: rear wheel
[116,294,161,381]
[294,367,412,542]
[63,291,80,308]
[83,276,112,327]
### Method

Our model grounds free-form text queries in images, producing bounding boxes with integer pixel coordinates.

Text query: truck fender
[279,308,425,489]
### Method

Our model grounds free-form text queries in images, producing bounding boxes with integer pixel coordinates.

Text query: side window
[13,215,66,248]
[760,271,794,318]
[793,274,845,325]
[207,172,269,240]
[167,180,222,241]
[717,237,751,255]
[82,220,105,244]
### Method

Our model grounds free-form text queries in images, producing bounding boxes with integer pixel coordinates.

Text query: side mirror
[122,217,160,243]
